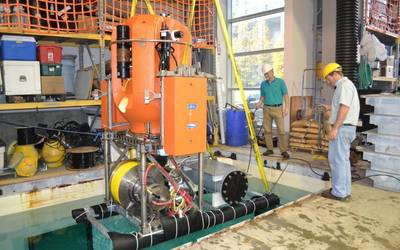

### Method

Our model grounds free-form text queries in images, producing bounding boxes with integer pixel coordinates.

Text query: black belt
[265,104,282,107]
[343,124,356,127]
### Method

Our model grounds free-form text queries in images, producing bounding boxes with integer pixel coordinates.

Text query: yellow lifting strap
[206,143,216,160]
[214,0,270,192]
[130,0,138,17]
[182,0,197,65]
[131,0,154,17]
[144,0,155,15]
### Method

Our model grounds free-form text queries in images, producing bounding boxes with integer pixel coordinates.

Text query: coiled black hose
[336,0,359,85]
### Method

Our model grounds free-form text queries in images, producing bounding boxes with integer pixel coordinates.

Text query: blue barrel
[226,109,249,146]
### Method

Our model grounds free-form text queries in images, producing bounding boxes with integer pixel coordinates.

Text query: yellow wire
[130,0,138,17]
[214,0,269,192]
[177,196,185,209]
[170,189,185,213]
[171,189,177,212]
[182,0,197,65]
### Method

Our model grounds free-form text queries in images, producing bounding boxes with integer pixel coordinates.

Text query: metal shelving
[0,28,111,45]
[373,77,398,82]
[0,0,107,111]
[0,100,101,111]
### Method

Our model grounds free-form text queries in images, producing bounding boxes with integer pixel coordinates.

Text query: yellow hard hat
[323,62,342,80]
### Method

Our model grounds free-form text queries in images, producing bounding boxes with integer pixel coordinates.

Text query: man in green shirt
[256,64,290,159]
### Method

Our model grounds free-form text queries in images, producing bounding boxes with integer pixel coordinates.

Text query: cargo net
[365,0,400,34]
[0,0,215,48]
[104,0,215,48]
[0,0,99,33]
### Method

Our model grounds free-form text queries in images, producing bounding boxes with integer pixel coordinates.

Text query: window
[228,1,285,106]
[231,0,284,19]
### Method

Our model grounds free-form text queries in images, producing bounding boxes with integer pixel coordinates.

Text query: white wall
[283,0,315,131]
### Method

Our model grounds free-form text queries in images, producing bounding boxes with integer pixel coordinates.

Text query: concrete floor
[185,184,400,250]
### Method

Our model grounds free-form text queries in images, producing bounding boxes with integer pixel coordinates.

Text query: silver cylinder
[104,78,113,202]
[140,150,148,232]
[182,159,248,206]
[104,132,110,202]
[160,75,165,147]
[198,152,204,211]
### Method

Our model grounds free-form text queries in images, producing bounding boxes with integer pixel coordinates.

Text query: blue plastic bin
[0,35,37,61]
[226,109,249,146]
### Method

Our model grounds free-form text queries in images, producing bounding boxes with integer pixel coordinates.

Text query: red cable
[144,163,172,207]
[150,155,193,206]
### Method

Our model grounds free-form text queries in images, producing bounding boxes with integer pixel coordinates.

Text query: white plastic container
[365,169,400,192]
[369,113,400,136]
[364,94,400,116]
[365,129,400,155]
[362,149,400,174]
[1,60,41,95]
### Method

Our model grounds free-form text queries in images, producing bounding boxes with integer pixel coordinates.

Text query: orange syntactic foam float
[109,15,192,135]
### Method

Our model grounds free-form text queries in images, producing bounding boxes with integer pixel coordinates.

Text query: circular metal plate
[221,171,248,205]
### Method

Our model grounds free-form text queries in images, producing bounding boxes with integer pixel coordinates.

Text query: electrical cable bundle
[147,155,194,215]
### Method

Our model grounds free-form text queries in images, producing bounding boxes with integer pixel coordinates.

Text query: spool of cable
[17,127,37,145]
[68,146,98,170]
[116,25,131,79]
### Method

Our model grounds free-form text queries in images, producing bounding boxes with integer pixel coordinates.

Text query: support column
[140,148,148,232]
[198,152,204,210]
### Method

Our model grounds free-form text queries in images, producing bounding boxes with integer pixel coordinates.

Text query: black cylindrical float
[68,146,98,169]
[117,25,131,79]
[72,193,280,250]
[336,0,359,85]
[17,127,37,145]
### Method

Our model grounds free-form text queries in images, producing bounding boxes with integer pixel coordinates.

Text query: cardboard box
[382,56,395,68]
[386,56,395,68]
[380,66,394,78]
[77,15,98,32]
[372,69,381,78]
[41,76,65,95]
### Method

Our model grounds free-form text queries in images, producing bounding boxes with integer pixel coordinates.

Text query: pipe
[140,149,148,233]
[160,75,165,147]
[198,152,204,211]
[104,78,113,202]
[107,78,113,135]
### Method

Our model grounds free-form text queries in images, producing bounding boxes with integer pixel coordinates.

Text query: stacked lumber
[289,120,329,153]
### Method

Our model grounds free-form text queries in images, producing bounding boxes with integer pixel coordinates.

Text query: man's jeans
[328,125,356,198]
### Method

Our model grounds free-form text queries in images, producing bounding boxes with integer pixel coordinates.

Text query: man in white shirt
[321,62,360,200]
